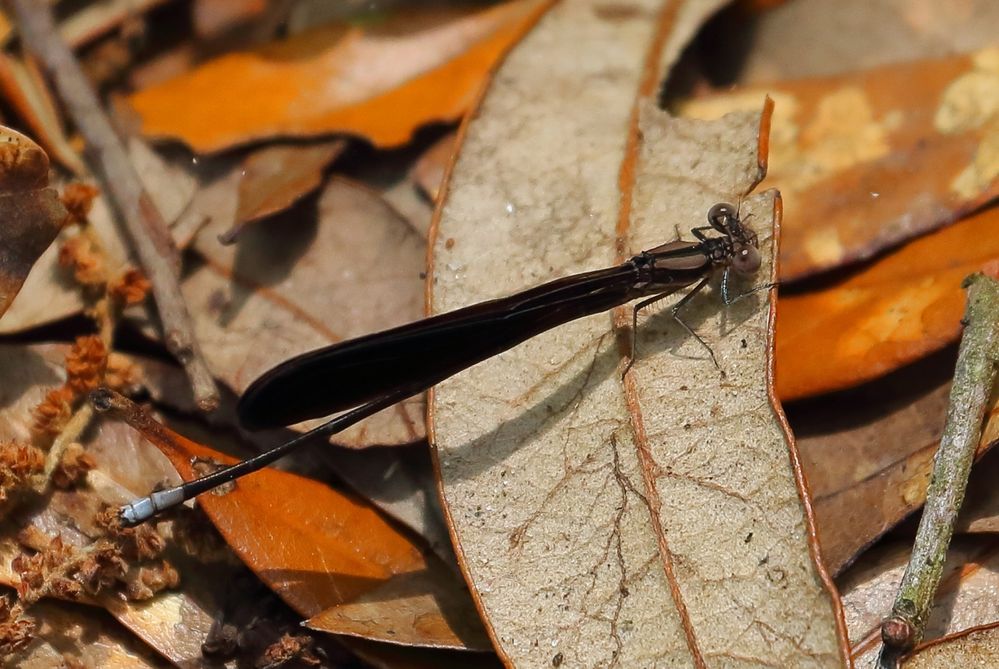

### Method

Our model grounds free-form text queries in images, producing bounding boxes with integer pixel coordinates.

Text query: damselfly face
[706,202,761,276]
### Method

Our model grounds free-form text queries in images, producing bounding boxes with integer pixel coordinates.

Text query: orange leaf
[128,1,551,153]
[776,206,999,400]
[107,396,487,649]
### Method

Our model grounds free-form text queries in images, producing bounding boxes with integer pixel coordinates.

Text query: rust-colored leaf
[776,206,999,400]
[0,127,67,320]
[680,47,999,282]
[128,1,551,153]
[105,393,488,650]
[429,2,845,666]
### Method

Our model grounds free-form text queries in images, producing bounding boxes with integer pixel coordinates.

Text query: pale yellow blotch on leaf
[801,86,889,176]
[950,117,999,199]
[934,50,999,134]
[803,223,845,268]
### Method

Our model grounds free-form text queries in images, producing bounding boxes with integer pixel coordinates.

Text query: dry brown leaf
[0,127,67,320]
[382,176,435,239]
[128,0,551,152]
[903,623,999,668]
[222,139,347,242]
[797,354,999,575]
[0,53,86,175]
[776,206,999,400]
[430,2,844,666]
[170,176,426,447]
[794,359,951,575]
[192,0,271,39]
[6,597,167,668]
[725,0,999,82]
[955,449,999,533]
[306,567,490,650]
[681,47,999,281]
[840,537,999,667]
[344,637,503,669]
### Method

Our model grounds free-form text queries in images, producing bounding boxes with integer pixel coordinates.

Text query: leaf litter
[0,1,994,666]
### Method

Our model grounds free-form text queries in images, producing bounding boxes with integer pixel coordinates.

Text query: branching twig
[879,273,999,668]
[6,0,219,411]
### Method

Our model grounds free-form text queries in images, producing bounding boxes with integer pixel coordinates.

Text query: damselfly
[119,202,763,525]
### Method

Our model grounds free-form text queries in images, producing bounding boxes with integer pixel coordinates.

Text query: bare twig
[6,0,219,411]
[878,273,999,668]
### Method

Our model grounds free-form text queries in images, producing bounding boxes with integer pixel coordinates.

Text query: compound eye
[732,243,761,275]
[707,202,736,232]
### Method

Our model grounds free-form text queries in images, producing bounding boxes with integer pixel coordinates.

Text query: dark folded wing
[237,264,645,429]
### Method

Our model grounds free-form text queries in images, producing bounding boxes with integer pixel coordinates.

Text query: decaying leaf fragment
[0,126,68,320]
[430,2,845,667]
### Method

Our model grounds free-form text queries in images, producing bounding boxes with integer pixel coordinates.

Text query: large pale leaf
[429,1,845,666]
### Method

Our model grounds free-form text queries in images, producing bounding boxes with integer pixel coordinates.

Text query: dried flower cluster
[58,233,106,287]
[59,182,99,226]
[13,512,180,607]
[0,441,44,504]
[109,268,151,307]
[30,386,74,446]
[259,632,321,668]
[50,443,95,490]
[104,352,140,391]
[65,335,107,395]
[12,535,85,604]
[0,596,34,657]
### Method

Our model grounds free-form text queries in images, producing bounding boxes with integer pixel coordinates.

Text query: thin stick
[7,0,219,411]
[878,273,999,668]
